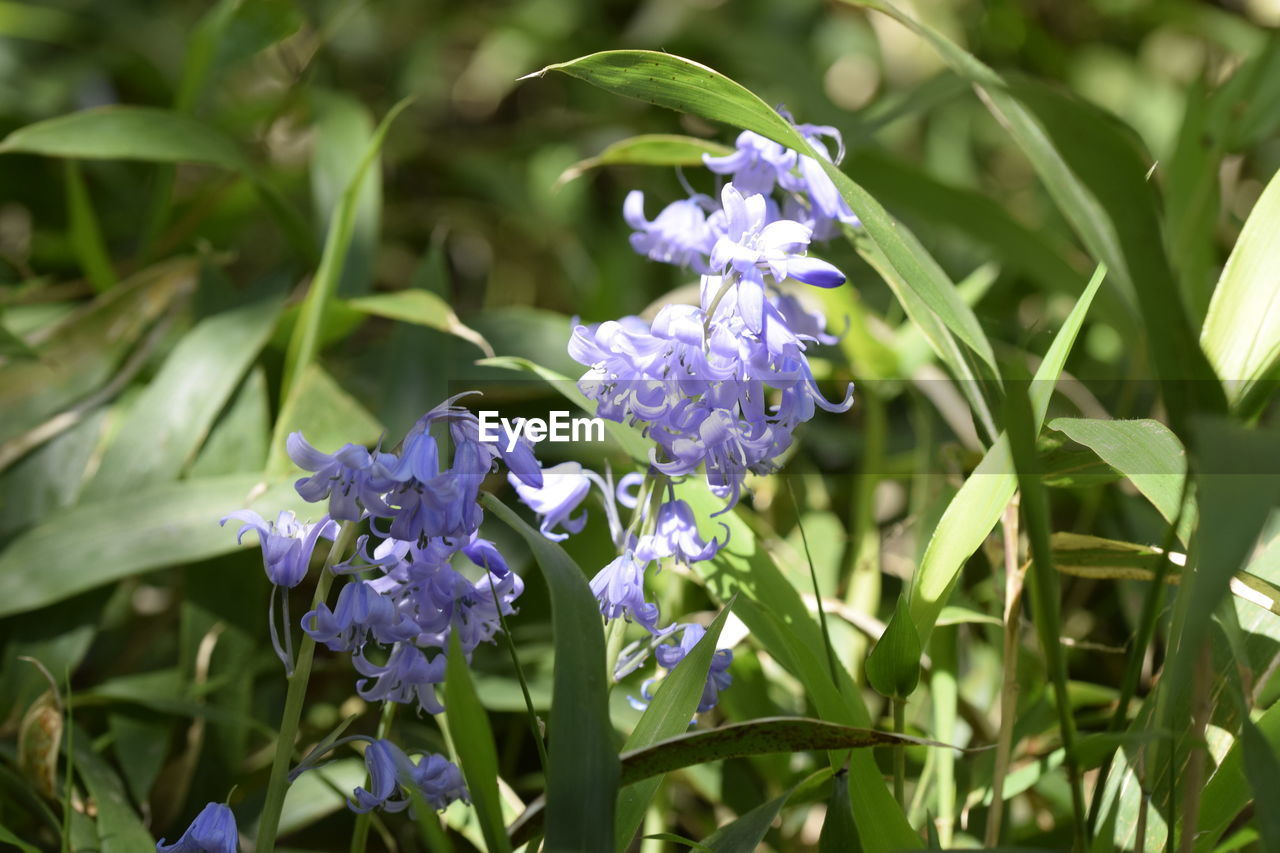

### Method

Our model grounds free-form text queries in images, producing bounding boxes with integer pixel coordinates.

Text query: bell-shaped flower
[703,130,797,196]
[287,433,396,521]
[220,510,337,589]
[634,499,722,564]
[353,643,447,715]
[156,801,238,853]
[655,623,734,712]
[460,534,510,577]
[589,552,660,633]
[509,461,593,541]
[302,580,416,653]
[348,739,468,814]
[623,191,718,271]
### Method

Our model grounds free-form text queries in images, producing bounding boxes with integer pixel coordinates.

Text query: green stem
[256,521,356,851]
[892,698,906,807]
[349,701,399,853]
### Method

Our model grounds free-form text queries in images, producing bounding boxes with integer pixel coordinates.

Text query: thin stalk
[986,499,1026,847]
[491,572,549,773]
[787,481,838,684]
[1177,643,1212,853]
[350,701,399,853]
[892,698,906,806]
[256,521,356,851]
[930,625,958,847]
[605,617,627,685]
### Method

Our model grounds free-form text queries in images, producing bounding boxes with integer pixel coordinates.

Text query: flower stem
[256,521,356,852]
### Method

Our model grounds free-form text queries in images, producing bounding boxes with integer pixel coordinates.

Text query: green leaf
[267,363,384,476]
[82,294,284,498]
[0,258,195,452]
[615,600,736,850]
[1238,717,1280,850]
[865,596,921,699]
[0,106,249,169]
[0,474,309,617]
[704,770,832,853]
[819,770,861,853]
[347,290,494,357]
[278,756,368,837]
[846,0,1225,427]
[1194,699,1280,852]
[310,91,380,297]
[444,631,512,853]
[481,493,618,853]
[524,50,996,374]
[1048,418,1195,540]
[281,97,413,401]
[1200,167,1280,406]
[512,719,935,847]
[189,366,271,477]
[64,162,115,292]
[909,265,1106,642]
[0,824,40,853]
[556,133,732,186]
[72,728,154,852]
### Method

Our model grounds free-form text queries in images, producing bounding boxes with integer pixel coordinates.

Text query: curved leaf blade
[481,493,618,853]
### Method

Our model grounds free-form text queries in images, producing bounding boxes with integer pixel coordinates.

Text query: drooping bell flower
[156,802,238,853]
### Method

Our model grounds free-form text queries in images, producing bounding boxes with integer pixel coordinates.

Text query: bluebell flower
[349,739,469,814]
[220,510,337,588]
[302,579,416,653]
[460,534,510,576]
[590,552,660,633]
[508,461,593,541]
[623,191,719,271]
[353,643,447,714]
[287,434,396,521]
[703,130,797,195]
[655,623,734,712]
[408,564,523,654]
[156,802,238,853]
[635,499,722,564]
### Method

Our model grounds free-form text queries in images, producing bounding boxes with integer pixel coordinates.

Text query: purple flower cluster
[222,394,532,818]
[512,110,858,715]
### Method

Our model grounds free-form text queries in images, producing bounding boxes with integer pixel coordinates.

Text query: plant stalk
[892,697,906,806]
[256,521,356,852]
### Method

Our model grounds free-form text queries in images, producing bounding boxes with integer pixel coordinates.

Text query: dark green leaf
[819,770,861,853]
[444,631,512,853]
[704,770,831,853]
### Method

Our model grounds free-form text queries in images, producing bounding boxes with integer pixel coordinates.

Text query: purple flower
[353,643,447,714]
[635,499,722,564]
[655,623,734,712]
[590,552,660,633]
[408,564,523,654]
[287,434,396,521]
[703,130,797,196]
[156,802,238,853]
[623,191,718,271]
[509,461,593,541]
[220,510,337,588]
[302,580,415,653]
[348,739,468,814]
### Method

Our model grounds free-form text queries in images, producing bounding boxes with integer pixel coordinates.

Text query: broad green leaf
[311,91,380,296]
[0,258,196,452]
[615,600,736,850]
[1194,687,1280,852]
[107,711,169,805]
[818,770,861,853]
[348,290,494,357]
[865,596,921,699]
[909,265,1106,642]
[278,757,367,836]
[189,366,271,477]
[512,719,935,846]
[1238,717,1280,850]
[444,631,512,853]
[481,494,618,853]
[557,133,732,186]
[0,107,249,169]
[846,0,1225,427]
[72,729,154,852]
[1048,418,1195,540]
[82,294,284,498]
[704,770,831,853]
[0,824,39,853]
[64,162,115,292]
[281,97,413,401]
[1200,167,1280,406]
[267,363,384,476]
[0,474,308,617]
[524,50,997,374]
